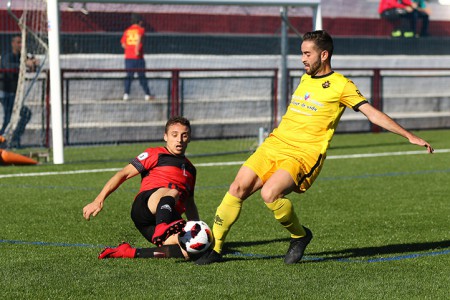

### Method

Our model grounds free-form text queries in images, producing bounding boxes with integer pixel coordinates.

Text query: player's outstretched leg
[98,242,136,259]
[284,227,313,264]
[152,219,186,247]
[194,192,243,265]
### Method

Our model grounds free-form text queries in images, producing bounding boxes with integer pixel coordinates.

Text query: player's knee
[229,181,251,200]
[260,186,283,204]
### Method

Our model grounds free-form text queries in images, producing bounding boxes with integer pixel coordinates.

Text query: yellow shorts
[243,135,325,193]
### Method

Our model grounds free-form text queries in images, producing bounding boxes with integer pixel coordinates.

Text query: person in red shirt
[378,0,428,38]
[82,116,199,260]
[120,13,154,101]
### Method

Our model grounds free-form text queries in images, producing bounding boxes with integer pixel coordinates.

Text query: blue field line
[228,249,450,263]
[2,239,448,263]
[364,250,450,262]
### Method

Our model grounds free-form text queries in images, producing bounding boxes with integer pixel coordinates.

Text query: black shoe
[194,249,223,265]
[284,227,313,264]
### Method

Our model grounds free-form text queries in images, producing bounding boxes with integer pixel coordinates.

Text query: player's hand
[424,144,434,154]
[83,200,103,221]
[409,136,434,154]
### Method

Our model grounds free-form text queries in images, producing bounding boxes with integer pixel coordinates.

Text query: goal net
[1,1,320,162]
[1,0,49,149]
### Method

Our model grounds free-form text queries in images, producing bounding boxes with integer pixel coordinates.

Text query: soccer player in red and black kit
[82,116,199,260]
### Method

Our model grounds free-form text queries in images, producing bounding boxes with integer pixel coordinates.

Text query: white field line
[0,149,449,179]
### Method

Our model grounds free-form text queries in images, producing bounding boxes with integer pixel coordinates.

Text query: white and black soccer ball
[178,220,213,254]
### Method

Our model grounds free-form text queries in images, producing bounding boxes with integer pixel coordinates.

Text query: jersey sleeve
[130,148,157,173]
[340,80,368,111]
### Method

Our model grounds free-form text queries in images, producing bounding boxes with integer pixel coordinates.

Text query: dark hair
[131,13,143,25]
[165,116,191,133]
[302,30,334,58]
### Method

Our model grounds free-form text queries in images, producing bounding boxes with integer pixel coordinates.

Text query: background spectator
[379,0,418,38]
[121,13,154,101]
[0,35,36,148]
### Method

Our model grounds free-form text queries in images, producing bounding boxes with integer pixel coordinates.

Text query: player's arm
[83,164,140,220]
[358,102,434,153]
[120,32,127,49]
[135,32,142,57]
[184,196,200,221]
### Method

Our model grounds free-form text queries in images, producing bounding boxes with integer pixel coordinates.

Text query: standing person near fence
[0,35,36,148]
[194,30,434,265]
[121,13,154,102]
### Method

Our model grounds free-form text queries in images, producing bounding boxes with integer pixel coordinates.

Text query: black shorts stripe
[298,154,323,187]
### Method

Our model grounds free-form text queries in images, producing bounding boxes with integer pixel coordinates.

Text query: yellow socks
[212,195,304,253]
[265,198,306,238]
[212,192,243,254]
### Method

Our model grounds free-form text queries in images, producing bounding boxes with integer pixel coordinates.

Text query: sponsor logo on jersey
[304,92,310,101]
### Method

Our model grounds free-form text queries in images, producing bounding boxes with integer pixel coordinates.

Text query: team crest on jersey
[322,81,330,88]
[137,152,149,161]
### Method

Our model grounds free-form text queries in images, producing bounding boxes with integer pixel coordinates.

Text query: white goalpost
[47,0,64,164]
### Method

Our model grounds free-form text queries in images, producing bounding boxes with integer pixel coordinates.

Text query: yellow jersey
[272,71,367,155]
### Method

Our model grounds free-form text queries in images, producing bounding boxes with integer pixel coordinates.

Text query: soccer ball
[178,220,213,254]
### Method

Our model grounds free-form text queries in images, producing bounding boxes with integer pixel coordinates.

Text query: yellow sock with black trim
[212,192,243,254]
[265,198,306,239]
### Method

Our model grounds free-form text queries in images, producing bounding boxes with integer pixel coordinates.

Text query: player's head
[302,30,334,58]
[164,116,191,156]
[131,13,143,25]
[301,30,333,76]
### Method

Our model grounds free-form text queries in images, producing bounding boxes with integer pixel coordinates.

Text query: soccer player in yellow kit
[195,30,434,265]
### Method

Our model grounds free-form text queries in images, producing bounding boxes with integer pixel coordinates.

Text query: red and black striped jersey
[130,146,196,214]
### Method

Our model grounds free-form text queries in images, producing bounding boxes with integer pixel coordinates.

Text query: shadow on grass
[221,239,450,263]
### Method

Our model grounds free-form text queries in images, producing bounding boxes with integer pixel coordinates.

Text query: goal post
[48,0,64,164]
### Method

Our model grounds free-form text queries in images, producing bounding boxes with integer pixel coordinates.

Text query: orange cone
[0,149,38,165]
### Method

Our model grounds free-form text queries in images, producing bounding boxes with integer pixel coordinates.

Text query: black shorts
[130,189,158,242]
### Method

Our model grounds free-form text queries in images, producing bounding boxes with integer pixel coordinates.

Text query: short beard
[306,59,322,76]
